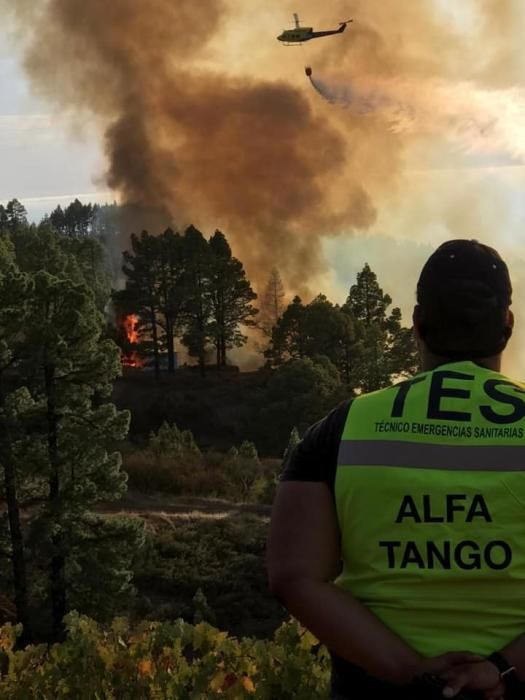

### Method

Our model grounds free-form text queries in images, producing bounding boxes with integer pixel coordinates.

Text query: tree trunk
[0,377,32,646]
[197,309,206,376]
[166,317,175,374]
[150,306,161,380]
[220,335,227,367]
[45,365,67,642]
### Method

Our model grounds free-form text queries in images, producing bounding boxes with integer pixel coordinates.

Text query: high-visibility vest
[335,360,525,657]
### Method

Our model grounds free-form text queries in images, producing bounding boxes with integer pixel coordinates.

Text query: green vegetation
[265,264,418,390]
[0,210,142,643]
[131,510,282,638]
[0,615,330,699]
[123,423,276,504]
[0,198,419,693]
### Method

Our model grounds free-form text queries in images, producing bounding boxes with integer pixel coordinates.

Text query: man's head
[413,239,513,369]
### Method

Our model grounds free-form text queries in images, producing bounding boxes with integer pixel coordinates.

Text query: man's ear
[504,309,514,340]
[413,305,424,340]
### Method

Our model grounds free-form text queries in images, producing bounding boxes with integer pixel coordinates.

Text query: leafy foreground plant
[0,613,330,699]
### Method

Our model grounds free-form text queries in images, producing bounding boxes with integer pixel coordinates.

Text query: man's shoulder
[303,398,355,444]
[280,399,354,491]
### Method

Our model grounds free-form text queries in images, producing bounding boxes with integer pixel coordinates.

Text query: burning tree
[121,314,143,368]
[117,226,258,375]
[115,231,162,379]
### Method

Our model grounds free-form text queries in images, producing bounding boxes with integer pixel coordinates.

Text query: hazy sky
[0,45,113,220]
[2,2,525,377]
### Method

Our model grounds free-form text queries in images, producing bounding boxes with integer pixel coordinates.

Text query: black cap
[416,240,512,359]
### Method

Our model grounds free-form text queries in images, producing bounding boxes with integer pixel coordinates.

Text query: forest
[0,198,419,698]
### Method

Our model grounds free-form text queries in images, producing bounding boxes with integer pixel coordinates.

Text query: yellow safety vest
[335,360,525,656]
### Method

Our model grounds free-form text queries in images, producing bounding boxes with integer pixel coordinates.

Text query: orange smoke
[1,0,377,295]
[3,0,525,300]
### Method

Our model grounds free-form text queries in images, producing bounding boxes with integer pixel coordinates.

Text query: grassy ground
[96,491,272,519]
[97,492,284,640]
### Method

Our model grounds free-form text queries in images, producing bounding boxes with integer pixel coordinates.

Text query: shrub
[123,432,280,504]
[0,614,331,699]
[132,512,283,639]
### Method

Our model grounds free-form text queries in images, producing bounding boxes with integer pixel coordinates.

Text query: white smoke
[308,72,525,161]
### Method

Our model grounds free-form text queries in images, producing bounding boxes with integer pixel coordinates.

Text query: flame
[124,314,140,344]
[122,314,143,368]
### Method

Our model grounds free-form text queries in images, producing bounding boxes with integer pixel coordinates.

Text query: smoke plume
[2,0,377,294]
[3,0,525,304]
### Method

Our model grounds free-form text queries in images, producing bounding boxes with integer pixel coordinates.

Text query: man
[267,240,525,699]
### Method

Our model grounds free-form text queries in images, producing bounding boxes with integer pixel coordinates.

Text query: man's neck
[420,352,502,373]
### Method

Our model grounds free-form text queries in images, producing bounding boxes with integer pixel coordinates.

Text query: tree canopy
[116,226,257,375]
[0,223,141,642]
[266,263,418,392]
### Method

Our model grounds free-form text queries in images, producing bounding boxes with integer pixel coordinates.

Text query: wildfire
[122,314,143,368]
[124,314,140,344]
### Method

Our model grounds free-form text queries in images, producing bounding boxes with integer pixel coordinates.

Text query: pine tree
[265,296,306,365]
[22,269,138,639]
[301,295,357,384]
[5,200,28,233]
[59,226,111,312]
[0,225,143,641]
[0,233,32,643]
[259,268,285,338]
[181,226,212,376]
[0,205,10,232]
[208,231,257,367]
[344,264,417,391]
[63,199,94,236]
[386,308,419,378]
[49,205,67,235]
[116,231,162,378]
[265,294,357,383]
[156,229,185,374]
[345,263,391,327]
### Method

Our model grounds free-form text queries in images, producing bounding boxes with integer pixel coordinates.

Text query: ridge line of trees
[1,198,418,391]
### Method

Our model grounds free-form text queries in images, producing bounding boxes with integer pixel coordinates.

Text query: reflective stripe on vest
[334,360,525,657]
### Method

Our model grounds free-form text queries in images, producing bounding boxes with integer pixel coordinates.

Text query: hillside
[112,366,275,454]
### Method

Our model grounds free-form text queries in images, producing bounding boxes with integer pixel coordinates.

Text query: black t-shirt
[280,399,353,494]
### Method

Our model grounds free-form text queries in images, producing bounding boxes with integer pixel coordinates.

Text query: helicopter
[277,13,352,45]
